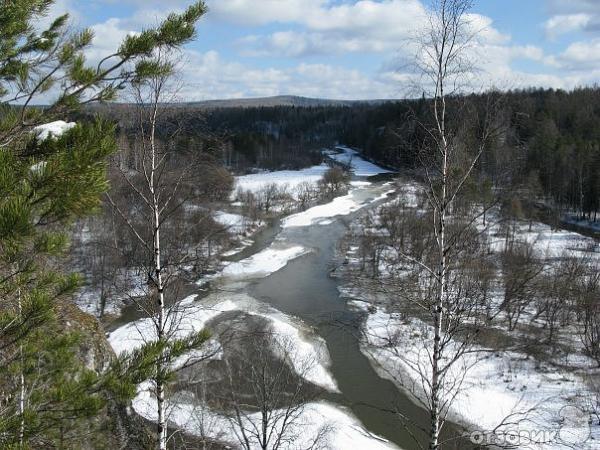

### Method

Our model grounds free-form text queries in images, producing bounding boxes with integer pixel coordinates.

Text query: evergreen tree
[0,1,208,447]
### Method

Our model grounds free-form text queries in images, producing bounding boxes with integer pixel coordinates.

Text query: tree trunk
[149,98,167,450]
[18,287,25,448]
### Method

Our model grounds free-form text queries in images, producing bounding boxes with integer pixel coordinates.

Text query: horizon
[38,0,600,103]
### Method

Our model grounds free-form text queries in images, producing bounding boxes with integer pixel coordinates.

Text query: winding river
[109,176,473,449]
[221,180,470,449]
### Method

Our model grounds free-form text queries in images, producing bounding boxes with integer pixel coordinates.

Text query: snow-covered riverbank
[339,183,600,449]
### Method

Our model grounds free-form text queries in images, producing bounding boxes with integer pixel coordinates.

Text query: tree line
[136,87,600,222]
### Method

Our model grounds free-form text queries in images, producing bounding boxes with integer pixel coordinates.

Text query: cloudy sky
[50,0,600,100]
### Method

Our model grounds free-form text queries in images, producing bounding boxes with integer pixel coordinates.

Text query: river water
[225,181,470,449]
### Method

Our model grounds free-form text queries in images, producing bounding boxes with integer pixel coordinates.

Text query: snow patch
[234,164,329,197]
[283,186,395,228]
[33,120,75,140]
[328,146,394,176]
[132,383,399,450]
[222,244,309,279]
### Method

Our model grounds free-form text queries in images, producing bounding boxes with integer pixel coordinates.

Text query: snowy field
[133,385,400,450]
[233,145,393,199]
[233,164,329,196]
[360,307,600,449]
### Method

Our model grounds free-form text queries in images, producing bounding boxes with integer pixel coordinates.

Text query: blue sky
[50,0,600,100]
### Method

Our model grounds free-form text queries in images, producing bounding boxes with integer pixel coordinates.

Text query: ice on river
[328,145,394,176]
[222,244,310,278]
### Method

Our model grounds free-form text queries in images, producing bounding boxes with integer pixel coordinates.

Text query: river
[221,180,470,449]
[109,177,473,449]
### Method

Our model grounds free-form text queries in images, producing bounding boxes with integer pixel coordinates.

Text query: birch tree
[382,1,506,447]
[407,1,511,447]
[106,50,228,449]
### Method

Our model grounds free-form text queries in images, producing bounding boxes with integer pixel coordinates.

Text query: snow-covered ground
[341,182,600,449]
[327,145,394,177]
[361,307,599,449]
[483,217,599,259]
[213,211,251,234]
[108,290,338,392]
[133,383,400,450]
[233,145,393,198]
[233,164,329,197]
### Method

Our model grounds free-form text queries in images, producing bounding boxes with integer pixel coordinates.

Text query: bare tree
[318,166,350,198]
[105,52,218,449]
[407,1,502,447]
[370,1,508,448]
[221,331,328,450]
[499,239,544,331]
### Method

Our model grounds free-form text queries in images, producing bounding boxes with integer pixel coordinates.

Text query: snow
[213,211,249,234]
[33,120,75,140]
[282,186,395,228]
[258,310,339,392]
[342,181,600,449]
[329,146,394,176]
[233,164,329,196]
[132,383,400,450]
[109,288,338,391]
[222,244,310,279]
[108,296,238,355]
[106,170,405,447]
[362,307,600,449]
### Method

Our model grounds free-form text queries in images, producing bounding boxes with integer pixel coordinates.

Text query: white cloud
[208,0,328,26]
[544,13,592,38]
[177,50,397,100]
[217,0,427,57]
[238,30,399,57]
[35,0,600,101]
[547,38,600,71]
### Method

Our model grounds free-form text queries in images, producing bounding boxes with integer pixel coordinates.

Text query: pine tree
[0,1,207,447]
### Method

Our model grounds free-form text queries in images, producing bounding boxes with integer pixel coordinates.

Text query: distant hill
[179,95,394,109]
[88,95,396,111]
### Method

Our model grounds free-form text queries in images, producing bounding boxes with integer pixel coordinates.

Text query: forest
[93,86,600,225]
[135,87,599,223]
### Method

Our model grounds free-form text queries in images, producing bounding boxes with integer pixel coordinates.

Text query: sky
[46,0,600,100]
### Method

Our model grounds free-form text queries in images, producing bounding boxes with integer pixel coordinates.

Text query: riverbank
[335,181,600,449]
